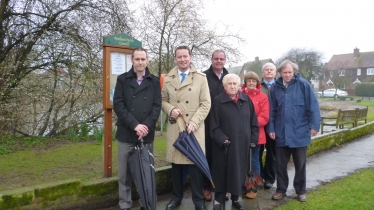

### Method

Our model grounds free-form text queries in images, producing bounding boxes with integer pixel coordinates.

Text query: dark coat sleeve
[141,76,162,129]
[113,74,139,130]
[210,96,229,147]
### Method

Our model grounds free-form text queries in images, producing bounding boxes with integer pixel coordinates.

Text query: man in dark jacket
[202,49,229,201]
[268,60,320,203]
[259,62,277,189]
[113,48,161,210]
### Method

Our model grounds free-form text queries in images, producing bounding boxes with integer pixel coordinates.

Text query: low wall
[1,122,374,210]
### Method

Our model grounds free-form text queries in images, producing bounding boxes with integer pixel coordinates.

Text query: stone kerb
[1,122,374,210]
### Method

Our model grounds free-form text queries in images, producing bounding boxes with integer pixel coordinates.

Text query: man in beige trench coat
[162,45,211,210]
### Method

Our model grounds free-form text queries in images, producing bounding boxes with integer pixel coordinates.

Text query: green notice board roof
[103,33,142,48]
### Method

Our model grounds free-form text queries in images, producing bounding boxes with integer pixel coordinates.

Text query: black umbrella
[128,138,157,210]
[173,113,215,189]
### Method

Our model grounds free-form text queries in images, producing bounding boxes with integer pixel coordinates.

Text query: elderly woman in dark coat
[210,73,259,210]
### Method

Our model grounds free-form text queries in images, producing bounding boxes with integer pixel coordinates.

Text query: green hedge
[355,84,374,97]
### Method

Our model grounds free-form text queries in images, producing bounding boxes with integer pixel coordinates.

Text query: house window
[357,68,361,75]
[368,68,374,75]
[339,69,345,76]
[330,71,333,77]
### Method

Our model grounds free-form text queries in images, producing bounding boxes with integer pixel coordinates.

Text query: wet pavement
[105,133,374,210]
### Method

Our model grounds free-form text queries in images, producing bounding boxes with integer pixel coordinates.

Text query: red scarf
[224,90,239,102]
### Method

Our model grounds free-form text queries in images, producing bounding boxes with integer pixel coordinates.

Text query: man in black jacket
[202,50,229,201]
[113,48,161,210]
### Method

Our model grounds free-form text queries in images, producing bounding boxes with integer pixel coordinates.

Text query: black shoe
[195,205,207,210]
[264,182,273,189]
[213,203,223,210]
[166,200,181,210]
[232,200,244,210]
[140,207,145,210]
[121,209,130,210]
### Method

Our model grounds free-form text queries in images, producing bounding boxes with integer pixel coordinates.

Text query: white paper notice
[110,52,126,75]
[126,54,132,70]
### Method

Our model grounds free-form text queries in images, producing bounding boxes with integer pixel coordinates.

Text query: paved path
[128,133,374,210]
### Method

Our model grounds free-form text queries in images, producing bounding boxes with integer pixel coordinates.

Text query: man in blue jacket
[268,60,320,202]
[113,48,161,210]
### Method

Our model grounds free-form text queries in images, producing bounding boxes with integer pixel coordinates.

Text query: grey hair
[277,59,299,74]
[222,73,240,87]
[262,62,276,71]
[211,49,226,59]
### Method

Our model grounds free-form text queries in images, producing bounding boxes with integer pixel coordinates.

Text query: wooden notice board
[102,33,142,177]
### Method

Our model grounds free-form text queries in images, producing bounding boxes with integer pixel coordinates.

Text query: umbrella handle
[140,138,144,147]
[178,111,188,127]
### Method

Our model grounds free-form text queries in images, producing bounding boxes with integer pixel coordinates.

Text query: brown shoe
[297,194,307,202]
[272,192,285,200]
[245,191,257,199]
[204,189,212,201]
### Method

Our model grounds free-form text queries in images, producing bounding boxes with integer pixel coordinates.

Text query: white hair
[222,73,240,87]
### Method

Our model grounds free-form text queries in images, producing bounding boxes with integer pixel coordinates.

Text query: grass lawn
[276,168,374,210]
[357,100,374,122]
[0,135,168,192]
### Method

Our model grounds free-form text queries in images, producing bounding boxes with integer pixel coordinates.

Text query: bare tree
[0,0,131,104]
[276,48,324,84]
[133,0,246,76]
[0,0,132,136]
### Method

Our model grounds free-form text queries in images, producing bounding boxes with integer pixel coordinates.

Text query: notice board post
[102,34,142,177]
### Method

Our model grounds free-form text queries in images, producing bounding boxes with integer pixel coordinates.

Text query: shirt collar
[178,68,190,76]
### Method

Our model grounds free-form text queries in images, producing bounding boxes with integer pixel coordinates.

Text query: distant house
[227,57,274,83]
[325,48,374,90]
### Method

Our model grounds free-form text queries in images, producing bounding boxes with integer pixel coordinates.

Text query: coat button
[189,88,191,91]
[186,101,189,103]
[177,100,180,103]
[131,109,134,111]
[186,114,189,117]
[133,95,135,98]
[175,88,177,91]
[144,97,147,100]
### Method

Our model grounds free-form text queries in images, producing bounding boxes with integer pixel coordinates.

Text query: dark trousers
[259,135,277,184]
[215,192,239,205]
[171,163,204,206]
[275,146,307,195]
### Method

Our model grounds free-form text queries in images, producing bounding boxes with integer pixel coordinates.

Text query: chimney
[354,48,360,57]
[255,56,259,62]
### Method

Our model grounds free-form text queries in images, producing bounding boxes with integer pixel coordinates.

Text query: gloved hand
[250,143,256,148]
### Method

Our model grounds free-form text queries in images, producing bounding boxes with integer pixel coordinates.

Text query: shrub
[350,97,354,101]
[339,97,346,101]
[357,99,362,103]
[93,127,104,143]
[66,130,79,141]
[355,84,374,97]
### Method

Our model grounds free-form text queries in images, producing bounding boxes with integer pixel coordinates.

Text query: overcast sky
[203,0,374,66]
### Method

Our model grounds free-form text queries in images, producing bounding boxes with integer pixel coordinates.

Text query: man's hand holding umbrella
[135,124,148,140]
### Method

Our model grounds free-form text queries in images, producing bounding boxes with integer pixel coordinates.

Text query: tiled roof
[227,65,243,75]
[326,51,374,69]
